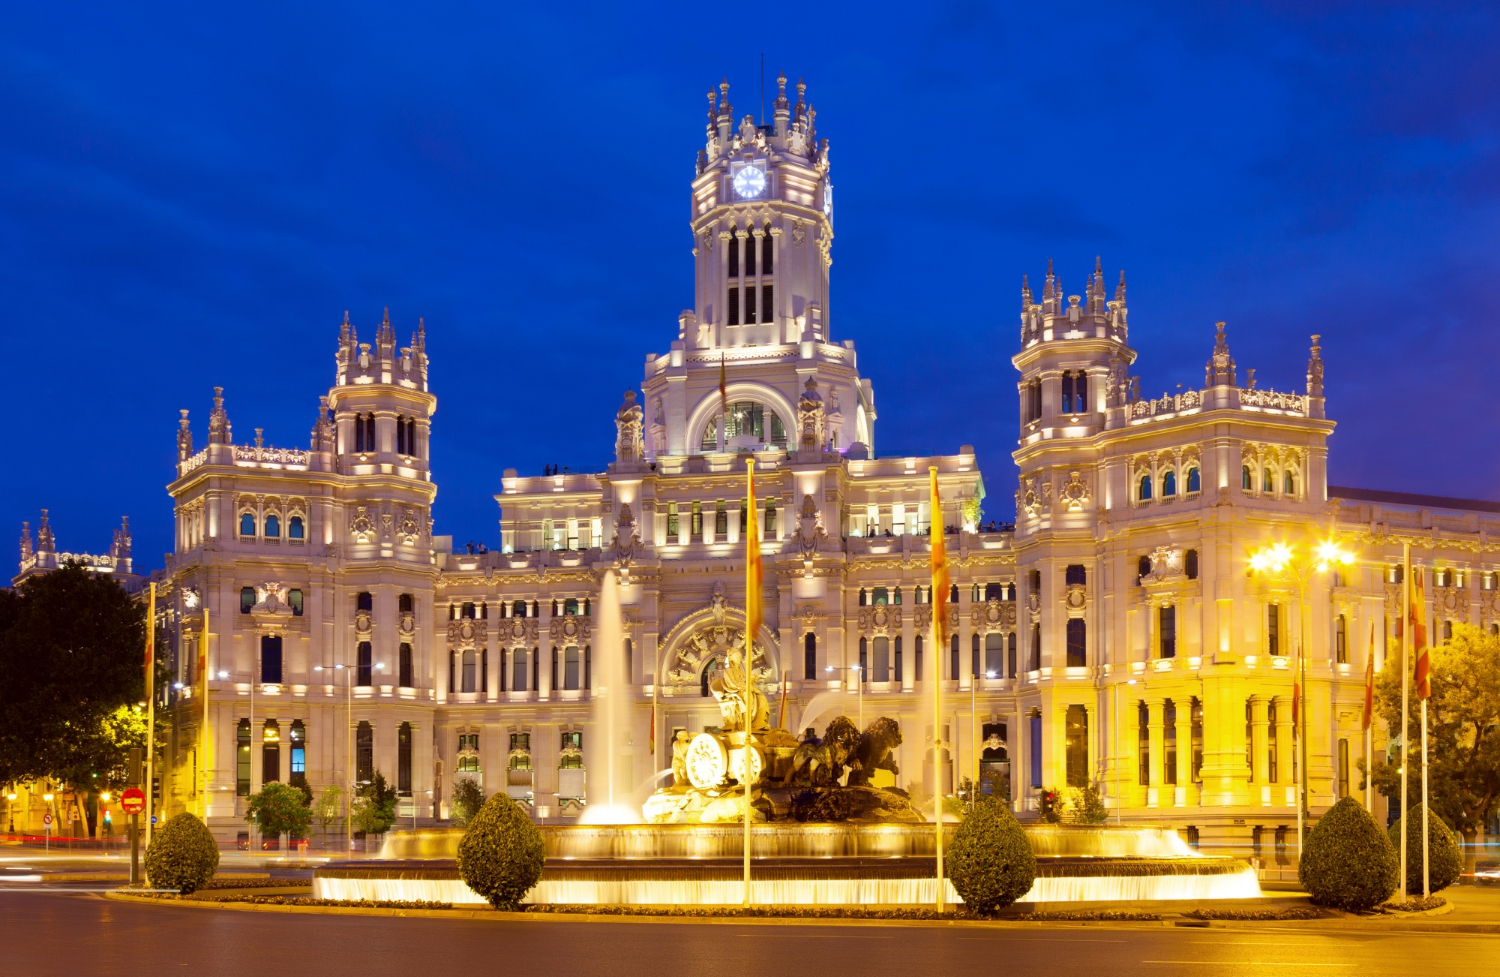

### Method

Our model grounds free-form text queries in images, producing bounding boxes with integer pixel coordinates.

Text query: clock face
[733,165,766,199]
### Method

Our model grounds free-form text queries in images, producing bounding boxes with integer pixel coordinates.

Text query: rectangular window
[762,234,773,275]
[1065,618,1086,668]
[762,284,773,325]
[262,721,280,786]
[1267,604,1280,655]
[914,634,923,683]
[241,587,255,614]
[1138,702,1150,785]
[461,650,476,693]
[1065,705,1088,788]
[1164,700,1178,785]
[894,635,903,683]
[357,641,372,687]
[356,723,373,784]
[727,287,740,325]
[804,633,817,680]
[564,647,580,690]
[399,643,413,688]
[1191,698,1204,782]
[764,498,777,537]
[289,589,304,616]
[260,635,283,683]
[745,280,757,323]
[727,233,739,277]
[1337,739,1350,798]
[871,637,890,683]
[512,648,529,691]
[667,502,679,537]
[1268,702,1279,783]
[1029,713,1043,788]
[745,232,757,276]
[714,501,728,536]
[1160,606,1177,659]
[236,719,251,796]
[398,723,412,794]
[1335,615,1348,664]
[950,634,960,682]
[691,501,703,536]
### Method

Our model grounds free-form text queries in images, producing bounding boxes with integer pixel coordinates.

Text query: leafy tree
[0,564,147,788]
[1299,796,1397,911]
[351,772,398,836]
[1064,782,1109,824]
[1363,624,1500,874]
[457,793,545,910]
[311,784,344,840]
[1388,804,1464,894]
[451,777,485,827]
[946,796,1037,913]
[146,812,219,893]
[246,781,313,843]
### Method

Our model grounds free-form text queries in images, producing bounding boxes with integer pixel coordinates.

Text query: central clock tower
[685,74,833,350]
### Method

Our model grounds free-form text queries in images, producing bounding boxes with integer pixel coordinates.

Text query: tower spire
[1206,321,1236,387]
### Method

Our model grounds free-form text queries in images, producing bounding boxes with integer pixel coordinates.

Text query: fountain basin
[327,823,1259,907]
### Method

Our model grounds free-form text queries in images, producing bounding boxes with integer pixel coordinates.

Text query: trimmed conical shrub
[945,796,1037,913]
[1388,804,1464,894]
[456,793,546,910]
[1299,796,1398,911]
[145,812,220,894]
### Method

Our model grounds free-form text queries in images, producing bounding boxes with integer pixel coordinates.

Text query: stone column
[1146,697,1165,808]
[1251,695,1270,792]
[1274,695,1295,807]
[1175,699,1193,805]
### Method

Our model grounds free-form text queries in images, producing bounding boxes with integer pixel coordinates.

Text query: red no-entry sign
[121,787,146,815]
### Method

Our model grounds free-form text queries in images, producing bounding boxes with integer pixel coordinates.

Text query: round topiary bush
[1299,796,1397,911]
[945,796,1037,914]
[456,793,546,910]
[1388,804,1464,894]
[145,812,220,894]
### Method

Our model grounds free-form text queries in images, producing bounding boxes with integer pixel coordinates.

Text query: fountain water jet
[580,569,638,824]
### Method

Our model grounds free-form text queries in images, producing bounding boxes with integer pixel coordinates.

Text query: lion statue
[844,717,902,787]
[784,716,861,787]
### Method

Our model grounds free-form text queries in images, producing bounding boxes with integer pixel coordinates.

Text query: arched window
[399,642,413,687]
[1139,474,1152,501]
[289,720,306,787]
[240,512,256,537]
[356,721,373,783]
[1284,470,1296,496]
[398,722,412,794]
[1242,465,1253,491]
[1162,471,1177,497]
[264,514,280,538]
[259,719,280,788]
[1263,467,1275,493]
[512,647,529,692]
[260,635,282,683]
[858,588,867,607]
[564,647,580,690]
[727,231,740,278]
[701,657,721,697]
[1066,618,1086,667]
[241,586,256,614]
[950,584,960,604]
[804,633,817,680]
[1184,549,1199,580]
[236,719,251,795]
[1186,467,1201,493]
[288,515,304,539]
[984,632,1003,676]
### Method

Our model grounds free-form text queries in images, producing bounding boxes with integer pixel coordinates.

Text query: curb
[101,891,1482,933]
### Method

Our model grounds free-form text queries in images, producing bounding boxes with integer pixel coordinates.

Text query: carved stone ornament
[399,610,416,635]
[791,220,806,246]
[858,604,901,636]
[914,605,931,633]
[1141,545,1185,585]
[354,608,372,636]
[612,502,640,563]
[1385,583,1403,618]
[398,508,420,546]
[1064,584,1088,611]
[1433,585,1469,621]
[796,493,827,557]
[506,618,540,643]
[1061,470,1089,512]
[549,616,592,643]
[1482,591,1499,628]
[797,378,826,451]
[665,622,772,689]
[251,582,293,618]
[447,619,488,648]
[972,598,1017,632]
[615,390,646,462]
[349,506,374,543]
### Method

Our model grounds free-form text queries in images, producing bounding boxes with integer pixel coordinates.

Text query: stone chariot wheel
[685,733,728,789]
[727,741,765,787]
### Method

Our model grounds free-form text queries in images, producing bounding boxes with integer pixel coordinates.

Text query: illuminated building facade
[130,77,1500,854]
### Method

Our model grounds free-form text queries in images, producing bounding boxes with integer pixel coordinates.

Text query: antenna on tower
[760,53,765,125]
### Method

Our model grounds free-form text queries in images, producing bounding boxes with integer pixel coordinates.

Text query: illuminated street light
[1248,534,1358,862]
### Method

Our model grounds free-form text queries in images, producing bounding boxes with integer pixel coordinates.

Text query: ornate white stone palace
[124,75,1500,855]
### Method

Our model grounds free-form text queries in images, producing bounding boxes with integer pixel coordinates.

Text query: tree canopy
[0,564,148,789]
[1365,624,1500,844]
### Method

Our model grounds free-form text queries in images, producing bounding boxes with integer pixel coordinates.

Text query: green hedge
[456,793,546,910]
[145,812,220,894]
[1298,796,1397,911]
[1388,805,1464,894]
[945,796,1037,914]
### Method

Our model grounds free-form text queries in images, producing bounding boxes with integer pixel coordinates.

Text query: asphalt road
[3,893,1498,977]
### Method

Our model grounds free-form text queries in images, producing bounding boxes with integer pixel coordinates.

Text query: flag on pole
[930,472,949,647]
[1412,570,1430,701]
[1362,621,1376,732]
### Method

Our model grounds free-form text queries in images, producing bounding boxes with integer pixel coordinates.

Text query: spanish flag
[1362,621,1376,732]
[745,459,762,703]
[1412,569,1430,701]
[930,468,949,648]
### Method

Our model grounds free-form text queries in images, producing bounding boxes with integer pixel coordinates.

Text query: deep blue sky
[5,2,1500,571]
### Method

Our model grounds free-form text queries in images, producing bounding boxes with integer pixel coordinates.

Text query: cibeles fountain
[315,572,1262,908]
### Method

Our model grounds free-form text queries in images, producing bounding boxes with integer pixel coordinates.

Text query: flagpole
[1294,637,1303,863]
[1400,541,1410,902]
[1416,566,1430,900]
[1364,621,1375,815]
[144,582,156,850]
[928,467,947,912]
[199,602,211,818]
[742,457,758,908]
[1421,697,1429,899]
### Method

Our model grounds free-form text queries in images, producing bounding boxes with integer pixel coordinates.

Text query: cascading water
[581,570,639,823]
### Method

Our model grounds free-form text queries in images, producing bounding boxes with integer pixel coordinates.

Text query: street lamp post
[318,660,382,855]
[1249,537,1355,862]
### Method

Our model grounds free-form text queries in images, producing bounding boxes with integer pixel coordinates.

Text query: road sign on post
[121,788,146,815]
